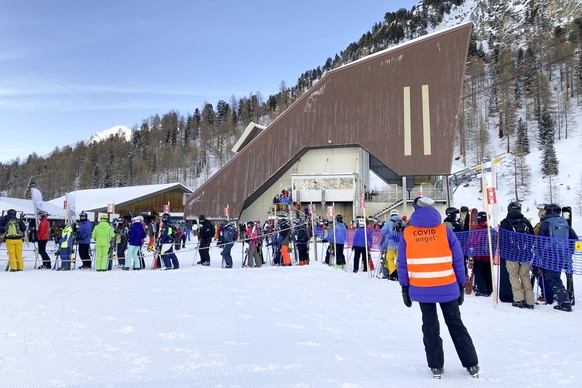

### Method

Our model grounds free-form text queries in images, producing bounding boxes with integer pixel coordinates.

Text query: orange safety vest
[403,224,457,287]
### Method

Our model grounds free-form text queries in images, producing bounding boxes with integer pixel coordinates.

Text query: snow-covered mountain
[87,125,132,144]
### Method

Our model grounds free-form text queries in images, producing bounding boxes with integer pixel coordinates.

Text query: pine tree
[515,118,530,155]
[539,107,559,176]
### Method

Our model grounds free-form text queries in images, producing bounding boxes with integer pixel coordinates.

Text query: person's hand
[458,284,465,306]
[401,286,412,308]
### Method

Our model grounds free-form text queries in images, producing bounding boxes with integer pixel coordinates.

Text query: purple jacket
[128,222,146,247]
[397,206,465,303]
[352,226,372,248]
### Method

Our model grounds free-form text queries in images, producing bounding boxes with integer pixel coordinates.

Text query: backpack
[168,225,179,242]
[510,218,530,234]
[393,220,406,233]
[296,227,309,243]
[5,219,23,238]
[222,224,235,243]
[545,216,569,239]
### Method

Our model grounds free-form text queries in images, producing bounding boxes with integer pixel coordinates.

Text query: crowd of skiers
[438,202,578,312]
[1,198,578,316]
[0,209,186,272]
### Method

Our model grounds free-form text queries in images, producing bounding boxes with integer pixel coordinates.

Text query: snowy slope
[0,239,580,387]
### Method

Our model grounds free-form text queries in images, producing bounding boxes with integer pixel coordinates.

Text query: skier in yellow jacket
[92,215,115,272]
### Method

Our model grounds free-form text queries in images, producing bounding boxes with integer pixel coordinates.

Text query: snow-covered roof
[48,183,192,213]
[0,197,66,219]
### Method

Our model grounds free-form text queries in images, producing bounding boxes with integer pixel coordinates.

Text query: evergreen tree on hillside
[515,118,530,155]
[539,107,559,177]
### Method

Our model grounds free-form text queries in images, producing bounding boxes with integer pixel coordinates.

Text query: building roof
[185,23,472,220]
[0,197,66,219]
[48,183,192,213]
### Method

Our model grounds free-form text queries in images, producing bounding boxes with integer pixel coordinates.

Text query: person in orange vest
[398,196,479,379]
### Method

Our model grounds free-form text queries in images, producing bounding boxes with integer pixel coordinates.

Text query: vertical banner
[310,202,317,261]
[108,202,116,213]
[482,156,497,308]
[327,206,334,218]
[31,187,44,233]
[359,194,365,209]
[224,204,229,219]
[65,192,76,226]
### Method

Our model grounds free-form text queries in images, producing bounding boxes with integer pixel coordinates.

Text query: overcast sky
[0,0,418,163]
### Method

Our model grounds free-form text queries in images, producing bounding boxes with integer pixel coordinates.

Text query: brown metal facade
[185,24,472,220]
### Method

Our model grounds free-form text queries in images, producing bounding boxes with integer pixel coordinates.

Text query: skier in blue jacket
[352,219,372,272]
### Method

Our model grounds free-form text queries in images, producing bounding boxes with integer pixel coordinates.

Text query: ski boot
[431,368,443,379]
[467,365,479,378]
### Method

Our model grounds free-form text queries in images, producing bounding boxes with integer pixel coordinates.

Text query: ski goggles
[536,203,547,210]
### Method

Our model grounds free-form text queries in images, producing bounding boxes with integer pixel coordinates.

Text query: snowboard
[562,206,575,306]
[465,208,478,295]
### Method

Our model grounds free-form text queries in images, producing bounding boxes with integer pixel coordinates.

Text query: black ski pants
[198,238,211,263]
[78,243,91,268]
[419,300,478,369]
[473,260,492,295]
[543,269,569,305]
[38,240,51,266]
[334,243,345,265]
[352,246,368,272]
[297,243,309,262]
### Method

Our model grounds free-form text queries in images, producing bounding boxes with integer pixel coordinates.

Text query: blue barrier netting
[313,225,581,275]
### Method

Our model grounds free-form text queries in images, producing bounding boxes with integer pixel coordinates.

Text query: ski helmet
[445,207,459,216]
[508,201,521,212]
[477,211,488,224]
[38,210,48,218]
[79,211,87,220]
[336,214,343,223]
[544,204,561,214]
[7,209,16,216]
[161,213,171,222]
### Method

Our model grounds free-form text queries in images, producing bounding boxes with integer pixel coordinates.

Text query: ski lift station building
[184,23,472,223]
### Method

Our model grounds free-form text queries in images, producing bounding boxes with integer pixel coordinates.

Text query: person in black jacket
[499,201,535,309]
[197,215,214,266]
[537,204,578,312]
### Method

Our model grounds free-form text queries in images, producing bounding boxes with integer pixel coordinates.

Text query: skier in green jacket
[92,215,115,272]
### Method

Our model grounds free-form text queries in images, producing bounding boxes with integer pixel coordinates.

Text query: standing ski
[562,206,575,306]
[465,208,478,295]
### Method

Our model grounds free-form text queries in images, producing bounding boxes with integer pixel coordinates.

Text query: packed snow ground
[1,238,580,388]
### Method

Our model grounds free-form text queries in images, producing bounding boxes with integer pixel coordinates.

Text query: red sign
[224,206,229,217]
[107,203,115,213]
[63,199,68,210]
[163,204,170,213]
[359,195,365,209]
[486,187,497,205]
[327,206,334,217]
